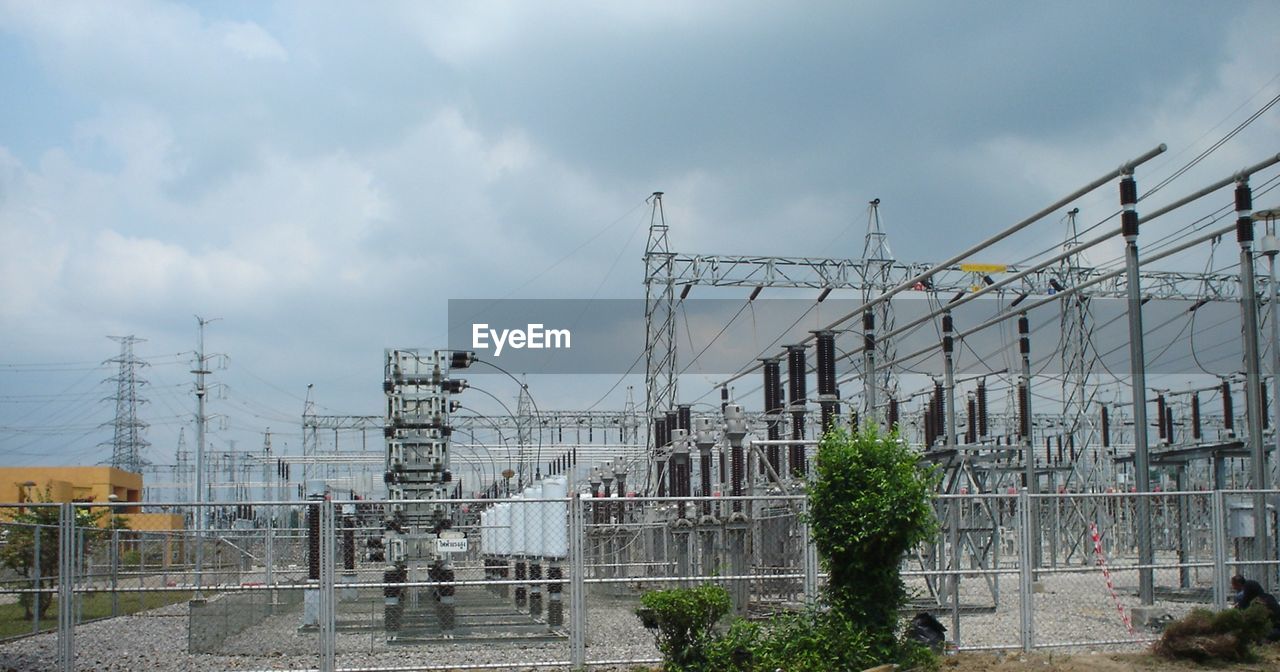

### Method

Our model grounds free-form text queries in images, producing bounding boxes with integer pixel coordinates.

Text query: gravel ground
[906,565,1204,650]
[0,592,659,672]
[0,567,1208,672]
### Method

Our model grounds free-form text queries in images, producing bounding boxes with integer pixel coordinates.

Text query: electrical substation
[8,144,1280,671]
[253,145,1280,654]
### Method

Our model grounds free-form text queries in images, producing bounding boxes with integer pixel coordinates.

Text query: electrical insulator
[977,381,988,439]
[815,331,836,397]
[787,345,808,405]
[677,404,691,431]
[1191,392,1202,440]
[1222,380,1235,436]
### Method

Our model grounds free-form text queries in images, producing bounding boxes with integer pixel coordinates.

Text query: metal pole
[949,499,961,646]
[569,493,586,668]
[1233,180,1269,587]
[57,503,74,672]
[1018,488,1034,652]
[110,529,119,618]
[1271,251,1280,490]
[76,529,84,625]
[1019,315,1040,573]
[1212,489,1229,609]
[943,312,957,449]
[1271,231,1280,588]
[193,316,214,598]
[800,497,817,604]
[265,511,275,611]
[32,525,40,635]
[863,312,877,428]
[1120,173,1155,606]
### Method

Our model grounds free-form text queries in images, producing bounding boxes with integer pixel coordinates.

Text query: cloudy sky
[1,1,1279,474]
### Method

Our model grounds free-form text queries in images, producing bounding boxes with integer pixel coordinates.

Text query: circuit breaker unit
[381,348,473,638]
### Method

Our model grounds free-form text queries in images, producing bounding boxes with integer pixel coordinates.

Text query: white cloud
[220,20,288,62]
[0,0,289,97]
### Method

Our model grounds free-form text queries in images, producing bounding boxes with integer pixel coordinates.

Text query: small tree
[0,488,122,620]
[808,425,939,658]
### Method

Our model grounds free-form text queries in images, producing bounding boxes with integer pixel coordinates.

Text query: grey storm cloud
[0,0,1277,466]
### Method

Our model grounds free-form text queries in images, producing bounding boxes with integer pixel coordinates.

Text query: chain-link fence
[0,490,1277,671]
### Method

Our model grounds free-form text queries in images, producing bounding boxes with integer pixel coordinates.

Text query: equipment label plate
[436,535,467,553]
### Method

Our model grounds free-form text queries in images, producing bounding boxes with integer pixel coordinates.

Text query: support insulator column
[762,358,783,476]
[815,330,838,435]
[942,312,957,450]
[786,344,808,477]
[863,312,877,428]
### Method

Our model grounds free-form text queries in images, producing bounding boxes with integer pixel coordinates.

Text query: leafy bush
[808,426,939,656]
[637,584,731,671]
[700,606,934,672]
[1153,604,1273,663]
[639,426,940,672]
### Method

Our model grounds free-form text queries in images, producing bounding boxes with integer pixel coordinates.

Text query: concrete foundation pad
[1129,605,1168,627]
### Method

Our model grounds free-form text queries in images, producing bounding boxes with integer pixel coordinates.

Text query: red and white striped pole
[1090,521,1135,634]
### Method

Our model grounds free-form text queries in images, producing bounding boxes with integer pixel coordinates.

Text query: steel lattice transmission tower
[861,199,899,407]
[1057,209,1104,490]
[103,335,150,473]
[643,192,677,453]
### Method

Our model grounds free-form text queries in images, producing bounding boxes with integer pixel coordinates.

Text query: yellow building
[0,466,184,531]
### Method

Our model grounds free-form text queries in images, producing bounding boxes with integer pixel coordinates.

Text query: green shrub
[637,584,731,671]
[1153,604,1273,663]
[808,426,939,657]
[640,426,940,672]
[702,606,934,672]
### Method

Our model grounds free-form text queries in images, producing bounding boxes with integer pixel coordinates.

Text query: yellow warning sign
[960,263,1008,274]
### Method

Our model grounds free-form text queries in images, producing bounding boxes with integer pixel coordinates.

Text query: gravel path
[0,567,1204,672]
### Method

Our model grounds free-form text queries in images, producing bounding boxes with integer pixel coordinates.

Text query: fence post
[800,496,818,604]
[1018,488,1034,651]
[949,496,961,646]
[57,503,75,672]
[569,493,586,669]
[319,499,336,672]
[265,512,275,613]
[1211,489,1228,609]
[32,524,41,635]
[110,528,120,618]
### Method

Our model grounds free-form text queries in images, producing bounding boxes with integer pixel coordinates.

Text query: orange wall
[0,466,144,513]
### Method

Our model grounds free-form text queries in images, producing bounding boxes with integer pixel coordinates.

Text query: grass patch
[0,590,193,639]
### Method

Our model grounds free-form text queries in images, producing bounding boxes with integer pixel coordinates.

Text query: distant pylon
[103,335,150,473]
